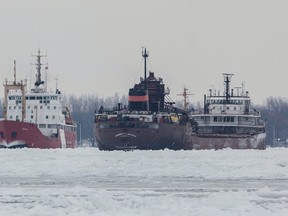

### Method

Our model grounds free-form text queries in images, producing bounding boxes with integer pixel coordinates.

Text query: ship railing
[196,121,266,128]
[196,133,254,138]
[99,122,159,129]
[95,113,155,123]
[4,80,27,86]
[97,109,154,115]
[95,112,184,126]
[198,122,265,127]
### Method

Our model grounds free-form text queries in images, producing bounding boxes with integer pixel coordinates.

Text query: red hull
[0,120,77,149]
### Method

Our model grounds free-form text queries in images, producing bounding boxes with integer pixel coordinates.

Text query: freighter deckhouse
[186,73,266,150]
[0,50,77,148]
[94,48,189,150]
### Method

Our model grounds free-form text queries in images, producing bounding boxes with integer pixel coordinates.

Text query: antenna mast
[13,60,16,84]
[55,76,61,94]
[45,65,48,92]
[142,47,149,90]
[222,73,234,103]
[178,87,193,112]
[4,60,27,121]
[32,49,47,88]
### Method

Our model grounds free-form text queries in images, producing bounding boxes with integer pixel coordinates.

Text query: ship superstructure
[186,73,266,149]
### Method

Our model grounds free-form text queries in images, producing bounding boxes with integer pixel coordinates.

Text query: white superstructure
[3,49,76,138]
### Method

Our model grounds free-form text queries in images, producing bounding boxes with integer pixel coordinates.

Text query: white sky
[1,0,288,105]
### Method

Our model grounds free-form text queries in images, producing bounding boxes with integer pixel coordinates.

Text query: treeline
[64,93,127,144]
[257,97,288,146]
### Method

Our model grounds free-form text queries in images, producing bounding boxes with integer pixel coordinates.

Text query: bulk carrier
[94,48,189,150]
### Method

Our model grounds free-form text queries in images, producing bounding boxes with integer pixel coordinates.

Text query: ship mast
[223,73,234,103]
[142,48,149,90]
[32,49,47,91]
[13,60,16,84]
[4,60,27,121]
[178,87,193,112]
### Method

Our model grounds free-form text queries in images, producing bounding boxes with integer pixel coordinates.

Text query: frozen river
[0,148,288,215]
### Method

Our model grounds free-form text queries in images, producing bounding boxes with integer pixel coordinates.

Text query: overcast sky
[1,0,288,105]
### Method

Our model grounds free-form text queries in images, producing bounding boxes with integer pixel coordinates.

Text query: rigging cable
[133,57,144,84]
[147,57,153,73]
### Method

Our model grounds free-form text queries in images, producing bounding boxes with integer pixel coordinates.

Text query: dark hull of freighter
[185,132,266,150]
[0,120,77,149]
[94,122,186,150]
